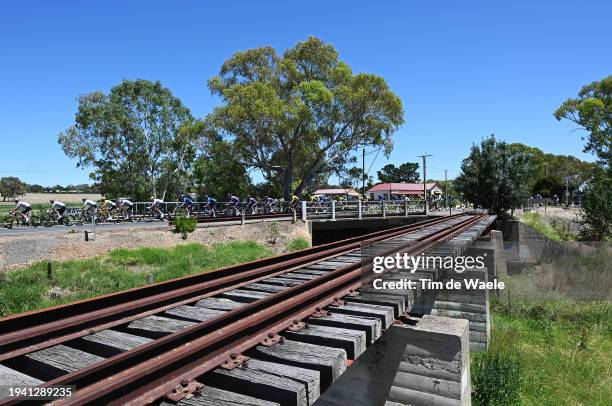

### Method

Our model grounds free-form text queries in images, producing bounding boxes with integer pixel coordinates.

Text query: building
[366,183,443,200]
[313,188,360,200]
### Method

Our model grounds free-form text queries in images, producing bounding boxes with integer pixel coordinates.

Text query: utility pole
[362,148,366,197]
[418,154,433,214]
[565,176,570,207]
[445,169,450,215]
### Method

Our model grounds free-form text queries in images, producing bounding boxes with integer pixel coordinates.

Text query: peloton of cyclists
[49,199,67,223]
[10,199,32,225]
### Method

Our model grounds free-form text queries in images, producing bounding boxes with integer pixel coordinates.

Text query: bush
[579,171,612,241]
[472,351,522,405]
[174,216,197,239]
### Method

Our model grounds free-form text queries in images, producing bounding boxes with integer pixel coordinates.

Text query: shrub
[174,216,197,239]
[472,351,522,405]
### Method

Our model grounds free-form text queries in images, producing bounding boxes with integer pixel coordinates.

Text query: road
[0,216,295,237]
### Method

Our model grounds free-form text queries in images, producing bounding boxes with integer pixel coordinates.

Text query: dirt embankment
[0,222,311,270]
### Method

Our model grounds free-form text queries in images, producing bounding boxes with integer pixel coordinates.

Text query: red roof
[313,188,359,196]
[367,183,439,194]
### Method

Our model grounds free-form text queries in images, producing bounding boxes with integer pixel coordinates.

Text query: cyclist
[288,194,300,212]
[264,196,277,213]
[204,195,217,216]
[10,199,32,225]
[81,198,98,221]
[49,199,67,224]
[148,196,165,219]
[117,198,134,219]
[226,194,240,214]
[245,196,258,215]
[177,194,195,216]
[100,196,118,219]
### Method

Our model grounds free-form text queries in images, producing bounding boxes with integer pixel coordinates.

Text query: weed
[286,237,310,252]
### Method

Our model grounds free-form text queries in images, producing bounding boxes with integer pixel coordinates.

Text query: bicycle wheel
[63,215,75,226]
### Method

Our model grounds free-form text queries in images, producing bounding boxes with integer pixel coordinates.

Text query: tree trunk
[283,161,293,200]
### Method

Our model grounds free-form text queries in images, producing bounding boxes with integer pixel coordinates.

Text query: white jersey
[15,201,31,209]
[84,199,97,207]
[152,199,163,205]
[51,201,66,209]
[119,199,133,207]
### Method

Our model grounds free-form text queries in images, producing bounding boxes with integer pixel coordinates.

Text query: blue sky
[1,0,610,186]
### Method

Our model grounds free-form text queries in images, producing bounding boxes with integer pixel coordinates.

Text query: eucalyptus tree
[205,37,404,199]
[58,79,194,200]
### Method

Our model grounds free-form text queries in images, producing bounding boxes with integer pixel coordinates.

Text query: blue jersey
[247,197,257,205]
[229,196,240,204]
[206,197,217,204]
[180,196,194,205]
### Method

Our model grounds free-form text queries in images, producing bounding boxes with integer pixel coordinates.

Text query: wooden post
[47,262,53,280]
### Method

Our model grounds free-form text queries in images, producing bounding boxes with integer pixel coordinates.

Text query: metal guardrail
[300,199,426,221]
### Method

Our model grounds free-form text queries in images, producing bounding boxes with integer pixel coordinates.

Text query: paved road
[0,221,168,237]
[0,216,295,237]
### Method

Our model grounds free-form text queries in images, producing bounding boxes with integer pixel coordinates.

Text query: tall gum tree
[205,37,404,199]
[58,79,193,201]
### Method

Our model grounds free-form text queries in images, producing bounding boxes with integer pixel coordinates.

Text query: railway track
[0,213,495,405]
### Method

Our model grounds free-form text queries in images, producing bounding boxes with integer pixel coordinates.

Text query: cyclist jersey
[15,201,31,209]
[206,197,217,204]
[265,198,275,205]
[103,200,116,208]
[84,199,97,207]
[180,196,194,205]
[309,196,318,202]
[119,199,133,207]
[51,201,66,209]
[152,199,163,206]
[229,196,240,204]
[247,197,257,205]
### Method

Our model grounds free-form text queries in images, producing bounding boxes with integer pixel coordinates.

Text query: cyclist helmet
[82,198,87,202]
[50,199,55,203]
[14,199,19,203]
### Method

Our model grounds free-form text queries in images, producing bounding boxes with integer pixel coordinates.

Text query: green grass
[478,299,612,405]
[0,241,273,317]
[286,237,310,252]
[521,212,575,242]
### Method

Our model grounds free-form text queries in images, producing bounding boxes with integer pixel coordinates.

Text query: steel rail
[0,214,465,359]
[1,214,486,406]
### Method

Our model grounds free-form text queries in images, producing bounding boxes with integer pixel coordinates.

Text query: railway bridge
[0,213,504,405]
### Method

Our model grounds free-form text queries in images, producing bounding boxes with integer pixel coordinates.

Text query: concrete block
[314,315,471,406]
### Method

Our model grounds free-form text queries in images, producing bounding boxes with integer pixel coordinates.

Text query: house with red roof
[366,183,442,200]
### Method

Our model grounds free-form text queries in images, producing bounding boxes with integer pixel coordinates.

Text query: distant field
[0,192,101,207]
[0,193,102,214]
